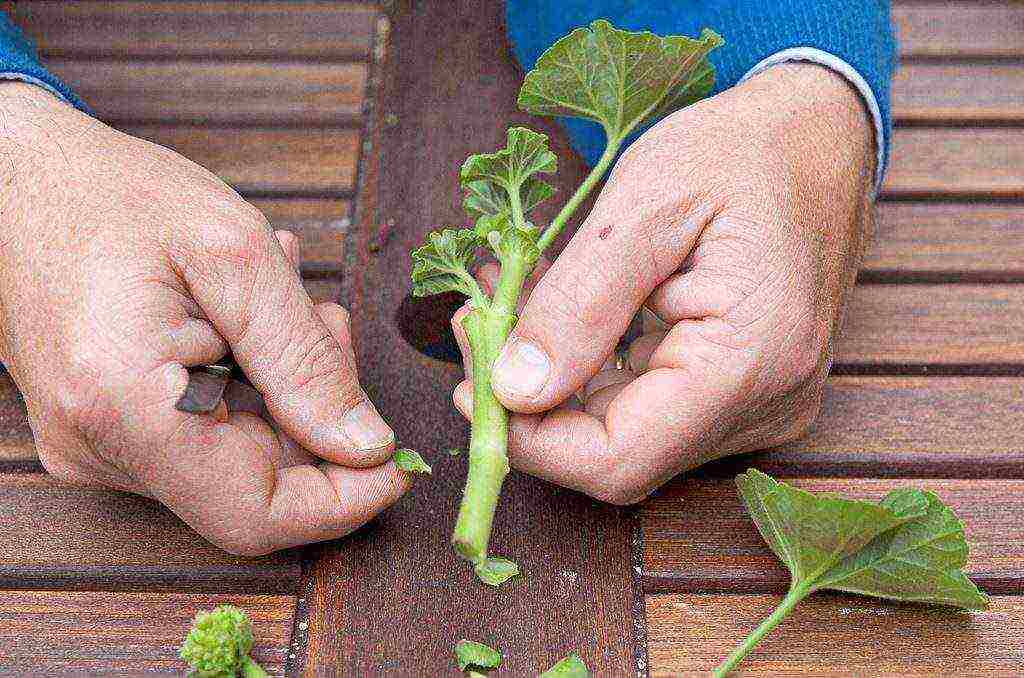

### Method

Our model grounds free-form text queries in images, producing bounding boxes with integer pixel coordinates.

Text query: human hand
[452,63,874,504]
[0,82,409,555]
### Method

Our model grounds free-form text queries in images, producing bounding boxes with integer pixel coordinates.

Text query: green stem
[241,656,270,678]
[536,136,621,253]
[711,582,813,677]
[451,255,529,563]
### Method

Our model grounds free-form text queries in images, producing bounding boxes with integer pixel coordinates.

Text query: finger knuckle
[201,213,272,273]
[210,524,270,558]
[285,326,351,396]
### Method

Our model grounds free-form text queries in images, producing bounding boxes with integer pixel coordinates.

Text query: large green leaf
[518,20,723,140]
[736,470,986,609]
[409,228,481,299]
[460,127,556,223]
[817,490,988,608]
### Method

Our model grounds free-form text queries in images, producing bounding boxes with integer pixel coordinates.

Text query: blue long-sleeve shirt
[2,3,894,182]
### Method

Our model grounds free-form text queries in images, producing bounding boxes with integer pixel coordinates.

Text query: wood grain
[0,472,301,593]
[249,198,351,275]
[647,593,1024,676]
[867,202,1024,274]
[0,590,294,676]
[838,284,1024,364]
[641,477,1024,593]
[1,1,377,59]
[123,126,360,195]
[884,129,1024,198]
[299,2,641,675]
[893,63,1024,123]
[51,60,368,126]
[894,3,1024,58]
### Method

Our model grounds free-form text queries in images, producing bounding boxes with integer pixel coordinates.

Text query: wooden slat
[299,1,641,675]
[124,126,360,195]
[884,129,1024,198]
[0,472,300,592]
[640,477,1024,593]
[0,590,294,676]
[50,60,368,126]
[838,284,1024,364]
[647,593,1024,676]
[894,3,1024,58]
[893,63,1024,123]
[867,202,1024,274]
[1,1,377,59]
[740,377,1024,479]
[250,198,350,274]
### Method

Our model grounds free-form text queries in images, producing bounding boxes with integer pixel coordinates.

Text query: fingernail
[453,381,473,420]
[492,337,551,399]
[342,401,394,451]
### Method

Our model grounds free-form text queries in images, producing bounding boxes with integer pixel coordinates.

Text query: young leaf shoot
[714,470,988,676]
[409,19,723,584]
[393,448,432,474]
[179,605,269,678]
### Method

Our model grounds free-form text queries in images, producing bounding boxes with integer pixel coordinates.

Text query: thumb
[490,176,706,413]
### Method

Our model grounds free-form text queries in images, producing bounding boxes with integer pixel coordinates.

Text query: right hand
[0,82,410,555]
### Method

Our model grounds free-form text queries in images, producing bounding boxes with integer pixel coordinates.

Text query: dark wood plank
[302,279,343,305]
[894,2,1024,58]
[893,63,1024,123]
[0,590,294,676]
[884,129,1024,199]
[50,60,368,126]
[298,2,641,675]
[1,1,377,59]
[867,202,1024,274]
[838,284,1024,364]
[124,126,360,195]
[729,377,1024,479]
[640,477,1024,593]
[647,593,1024,676]
[250,198,351,275]
[0,472,300,593]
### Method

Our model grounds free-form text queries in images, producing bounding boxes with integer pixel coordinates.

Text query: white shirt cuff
[739,47,886,195]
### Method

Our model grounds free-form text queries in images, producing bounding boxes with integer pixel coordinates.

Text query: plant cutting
[179,605,268,678]
[714,470,988,676]
[410,19,723,584]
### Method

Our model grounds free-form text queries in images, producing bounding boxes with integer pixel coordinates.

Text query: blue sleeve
[506,1,895,180]
[1,13,87,110]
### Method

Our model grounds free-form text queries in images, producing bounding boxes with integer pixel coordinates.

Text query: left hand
[451,63,875,504]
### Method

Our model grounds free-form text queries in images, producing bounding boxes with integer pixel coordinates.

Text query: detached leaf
[817,490,988,609]
[410,228,481,299]
[518,20,723,140]
[461,127,556,222]
[540,654,589,677]
[393,448,431,474]
[474,556,519,587]
[454,640,502,672]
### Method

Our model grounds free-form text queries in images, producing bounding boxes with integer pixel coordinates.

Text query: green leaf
[409,228,482,299]
[460,127,556,223]
[454,640,502,672]
[393,448,431,474]
[473,214,540,267]
[539,654,589,677]
[474,556,519,587]
[518,20,723,140]
[816,490,988,609]
[738,469,926,582]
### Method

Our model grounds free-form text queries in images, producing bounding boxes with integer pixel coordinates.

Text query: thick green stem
[536,136,621,253]
[712,582,813,677]
[241,656,270,678]
[451,255,530,563]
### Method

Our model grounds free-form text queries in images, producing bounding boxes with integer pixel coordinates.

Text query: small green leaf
[393,448,431,474]
[474,556,519,587]
[454,640,502,672]
[518,20,723,140]
[464,177,554,222]
[539,654,589,677]
[460,127,556,225]
[467,673,487,678]
[409,228,482,299]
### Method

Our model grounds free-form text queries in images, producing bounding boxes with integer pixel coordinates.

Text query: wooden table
[1,2,1021,675]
